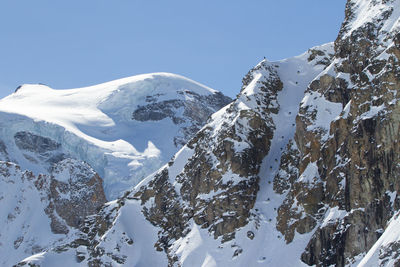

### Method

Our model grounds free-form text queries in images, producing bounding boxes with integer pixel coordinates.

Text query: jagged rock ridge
[275,0,400,265]
[10,0,400,266]
[19,43,336,266]
[0,73,231,265]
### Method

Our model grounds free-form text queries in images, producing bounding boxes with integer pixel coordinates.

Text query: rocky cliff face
[19,42,335,266]
[10,0,400,266]
[134,60,281,254]
[0,159,106,266]
[132,90,231,147]
[274,0,400,265]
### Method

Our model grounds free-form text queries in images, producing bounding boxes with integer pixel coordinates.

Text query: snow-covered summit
[0,72,232,199]
[3,72,218,132]
[22,42,335,267]
[8,0,400,266]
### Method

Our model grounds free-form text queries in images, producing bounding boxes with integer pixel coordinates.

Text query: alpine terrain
[0,73,231,266]
[0,73,231,200]
[1,0,400,266]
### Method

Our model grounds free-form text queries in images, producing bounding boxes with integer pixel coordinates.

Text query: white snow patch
[298,162,320,184]
[359,104,386,120]
[321,207,348,227]
[358,211,400,266]
[301,91,343,141]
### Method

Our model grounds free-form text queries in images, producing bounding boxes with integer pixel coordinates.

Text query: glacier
[0,72,231,199]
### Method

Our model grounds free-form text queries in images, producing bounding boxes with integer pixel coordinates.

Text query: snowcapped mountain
[17,40,335,266]
[5,0,400,266]
[0,73,231,265]
[0,73,231,199]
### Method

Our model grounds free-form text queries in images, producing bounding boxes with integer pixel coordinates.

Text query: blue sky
[0,1,346,98]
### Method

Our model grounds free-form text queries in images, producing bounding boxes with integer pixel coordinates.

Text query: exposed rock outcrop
[0,159,106,266]
[0,73,232,200]
[132,91,231,147]
[132,61,282,263]
[10,1,400,266]
[274,0,400,265]
[44,159,107,234]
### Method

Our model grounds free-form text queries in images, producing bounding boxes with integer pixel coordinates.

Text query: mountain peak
[4,1,400,266]
[0,73,232,199]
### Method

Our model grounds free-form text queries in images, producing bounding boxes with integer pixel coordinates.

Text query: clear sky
[0,1,346,98]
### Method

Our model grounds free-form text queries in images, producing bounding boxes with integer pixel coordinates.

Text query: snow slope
[10,1,400,265]
[0,159,104,266]
[0,162,65,266]
[19,43,335,267]
[20,199,168,267]
[0,73,231,199]
[175,42,335,267]
[358,210,400,266]
[162,48,334,266]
